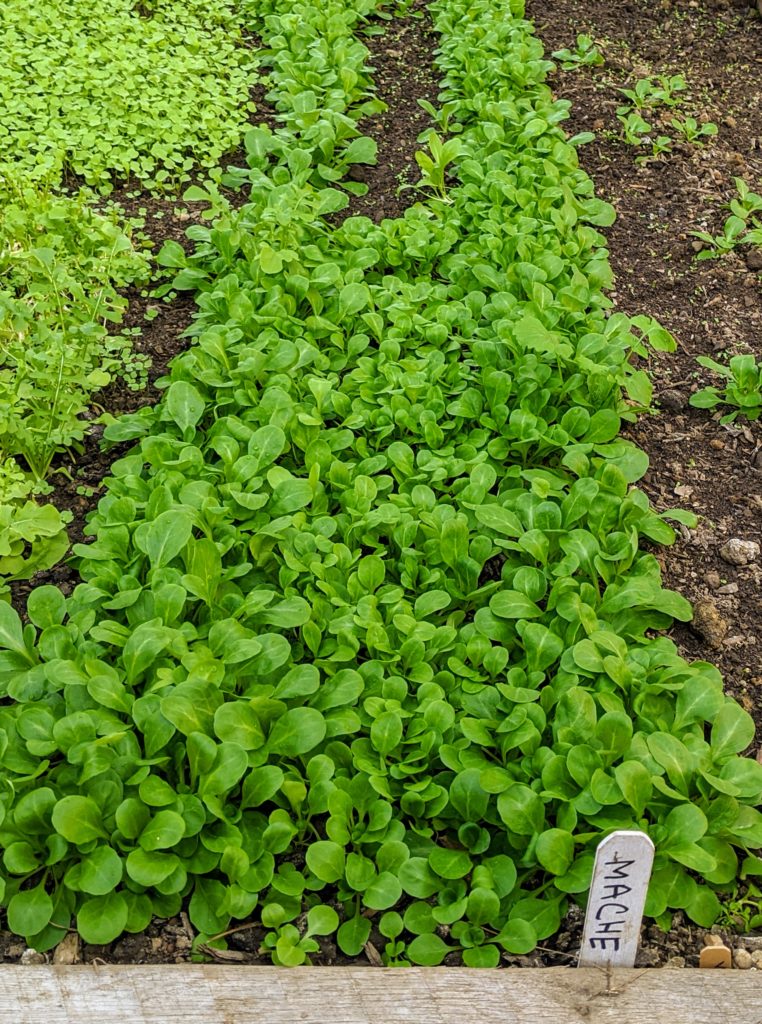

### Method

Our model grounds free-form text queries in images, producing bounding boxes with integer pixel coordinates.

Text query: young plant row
[0,0,760,966]
[0,182,152,596]
[0,0,264,588]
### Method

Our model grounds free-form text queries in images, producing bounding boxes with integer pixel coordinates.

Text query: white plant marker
[578,830,655,968]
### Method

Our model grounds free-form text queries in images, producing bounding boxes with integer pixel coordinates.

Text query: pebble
[719,538,760,566]
[733,948,754,970]
[746,248,762,272]
[716,582,739,595]
[664,955,686,969]
[52,932,81,965]
[705,571,722,590]
[659,389,687,412]
[704,933,725,946]
[691,597,728,648]
[752,950,762,968]
[19,949,47,966]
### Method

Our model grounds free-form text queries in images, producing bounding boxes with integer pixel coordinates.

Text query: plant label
[578,830,655,968]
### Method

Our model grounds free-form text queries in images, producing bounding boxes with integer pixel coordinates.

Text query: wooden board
[1,966,760,1024]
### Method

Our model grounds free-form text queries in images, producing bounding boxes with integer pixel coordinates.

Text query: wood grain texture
[1,967,761,1024]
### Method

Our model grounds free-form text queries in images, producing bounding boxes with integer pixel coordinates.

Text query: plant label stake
[578,830,655,969]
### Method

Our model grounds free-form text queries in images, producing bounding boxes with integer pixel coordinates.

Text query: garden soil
[3,0,762,969]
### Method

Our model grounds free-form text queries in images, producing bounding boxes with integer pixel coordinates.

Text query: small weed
[690,354,762,422]
[692,178,762,259]
[551,34,604,70]
[670,115,718,145]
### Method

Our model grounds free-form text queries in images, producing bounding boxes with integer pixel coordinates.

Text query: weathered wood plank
[0,966,760,1024]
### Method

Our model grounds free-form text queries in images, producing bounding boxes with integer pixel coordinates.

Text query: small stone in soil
[659,389,687,411]
[20,949,47,965]
[745,248,762,271]
[719,538,760,566]
[733,948,754,970]
[664,955,686,968]
[691,596,729,647]
[716,582,739,595]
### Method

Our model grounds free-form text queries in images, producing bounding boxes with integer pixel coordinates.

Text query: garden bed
[1,0,761,977]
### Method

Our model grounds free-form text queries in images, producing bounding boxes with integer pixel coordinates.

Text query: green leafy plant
[617,111,652,147]
[692,178,762,259]
[670,115,718,145]
[409,132,464,202]
[0,502,71,600]
[0,0,759,968]
[0,180,150,484]
[552,34,604,71]
[689,354,762,422]
[0,0,258,191]
[618,74,687,111]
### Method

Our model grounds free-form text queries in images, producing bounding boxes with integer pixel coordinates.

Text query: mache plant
[692,178,762,260]
[618,74,687,111]
[0,0,760,969]
[670,115,717,146]
[410,132,464,202]
[551,34,604,71]
[689,354,762,422]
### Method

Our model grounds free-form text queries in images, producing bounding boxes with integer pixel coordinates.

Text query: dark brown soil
[346,0,440,221]
[527,0,762,734]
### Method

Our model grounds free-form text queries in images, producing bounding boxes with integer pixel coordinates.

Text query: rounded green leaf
[7,886,54,938]
[407,933,450,966]
[362,871,402,911]
[496,918,537,954]
[305,841,345,883]
[78,846,124,895]
[51,796,106,844]
[306,905,339,937]
[267,708,326,757]
[337,913,371,956]
[213,702,266,750]
[126,848,180,887]
[497,785,545,836]
[429,847,473,880]
[139,810,187,852]
[370,712,403,755]
[490,591,543,619]
[535,829,575,876]
[77,892,129,945]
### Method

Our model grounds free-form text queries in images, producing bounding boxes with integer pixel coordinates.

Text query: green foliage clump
[0,0,760,968]
[690,354,762,423]
[0,181,151,484]
[0,0,257,189]
[551,34,604,71]
[692,178,762,260]
[615,74,716,160]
